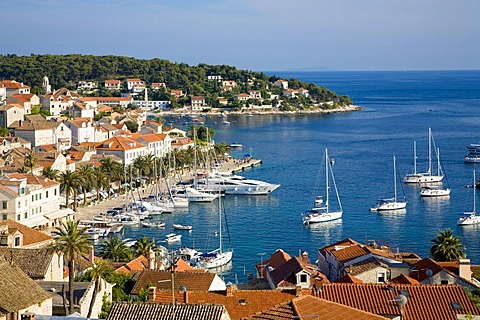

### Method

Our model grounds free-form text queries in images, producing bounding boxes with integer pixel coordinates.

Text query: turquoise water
[122,70,480,282]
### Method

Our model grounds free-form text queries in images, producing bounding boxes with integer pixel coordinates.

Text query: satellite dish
[178,285,188,292]
[425,268,433,277]
[395,294,408,307]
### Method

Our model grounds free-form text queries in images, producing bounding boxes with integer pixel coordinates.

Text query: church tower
[43,76,51,94]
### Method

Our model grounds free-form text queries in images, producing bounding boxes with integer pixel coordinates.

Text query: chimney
[89,247,95,263]
[226,283,236,297]
[21,313,35,320]
[295,285,302,297]
[148,286,156,302]
[147,248,155,270]
[459,258,472,282]
[183,290,189,303]
[302,251,309,264]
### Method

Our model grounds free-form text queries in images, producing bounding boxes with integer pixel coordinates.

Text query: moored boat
[371,155,407,211]
[458,170,480,226]
[173,224,192,230]
[165,233,182,243]
[465,144,480,163]
[142,221,166,228]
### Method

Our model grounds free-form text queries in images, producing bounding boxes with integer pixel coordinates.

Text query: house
[265,251,329,290]
[273,79,289,89]
[149,284,297,320]
[104,80,121,91]
[40,88,78,117]
[0,147,42,175]
[13,119,72,150]
[191,96,206,110]
[0,137,31,154]
[207,75,222,81]
[282,89,299,99]
[132,133,171,158]
[34,151,68,173]
[0,87,6,104]
[249,295,388,320]
[0,219,52,248]
[218,98,228,105]
[171,137,194,151]
[221,80,237,88]
[107,303,230,320]
[1,173,64,229]
[6,93,40,114]
[65,118,96,144]
[139,120,163,135]
[96,123,121,140]
[0,247,64,281]
[96,97,133,108]
[170,89,184,98]
[95,136,146,165]
[248,90,262,99]
[316,283,480,320]
[70,102,95,119]
[298,87,309,98]
[151,82,166,90]
[77,81,98,92]
[132,100,171,111]
[131,269,226,297]
[0,103,25,128]
[236,93,249,101]
[0,80,31,98]
[126,78,145,93]
[0,259,53,319]
[343,257,391,283]
[114,249,163,275]
[255,249,291,278]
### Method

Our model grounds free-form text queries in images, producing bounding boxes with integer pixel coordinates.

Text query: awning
[21,215,50,228]
[44,208,75,220]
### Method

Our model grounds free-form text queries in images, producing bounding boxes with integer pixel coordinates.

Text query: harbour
[78,70,480,283]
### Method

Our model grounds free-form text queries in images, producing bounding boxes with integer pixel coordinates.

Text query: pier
[220,158,262,174]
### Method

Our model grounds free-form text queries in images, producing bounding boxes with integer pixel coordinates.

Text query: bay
[124,70,480,283]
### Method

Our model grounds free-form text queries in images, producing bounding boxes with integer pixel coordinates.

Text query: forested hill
[0,54,352,105]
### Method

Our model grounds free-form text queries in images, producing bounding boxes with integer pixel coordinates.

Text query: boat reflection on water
[306,219,343,245]
[204,261,233,276]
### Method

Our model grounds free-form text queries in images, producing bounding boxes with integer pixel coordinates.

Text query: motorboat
[79,220,113,237]
[420,186,451,197]
[173,224,192,230]
[122,238,137,248]
[142,221,166,228]
[371,156,407,211]
[173,187,218,202]
[303,149,343,225]
[465,144,480,163]
[165,233,182,243]
[229,142,243,149]
[196,174,280,195]
[404,128,444,183]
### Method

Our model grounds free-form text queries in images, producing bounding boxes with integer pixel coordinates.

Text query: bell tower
[43,76,51,94]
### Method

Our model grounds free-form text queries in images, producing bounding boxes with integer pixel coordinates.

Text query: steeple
[43,76,51,94]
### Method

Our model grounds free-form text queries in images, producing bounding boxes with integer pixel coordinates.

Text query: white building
[65,118,97,145]
[14,120,72,151]
[95,136,147,165]
[132,100,171,111]
[133,133,172,158]
[105,80,121,91]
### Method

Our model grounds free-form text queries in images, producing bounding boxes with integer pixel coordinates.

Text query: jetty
[220,158,262,174]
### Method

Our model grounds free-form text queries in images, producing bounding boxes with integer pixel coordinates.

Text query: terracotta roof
[2,103,24,110]
[334,274,364,283]
[132,270,218,295]
[409,258,444,282]
[0,220,52,247]
[256,249,291,278]
[6,173,59,188]
[0,183,19,197]
[316,283,480,320]
[107,302,227,320]
[389,274,420,285]
[0,248,54,279]
[0,259,51,313]
[344,257,387,276]
[96,136,145,151]
[0,80,30,89]
[14,120,61,131]
[105,80,121,84]
[249,295,389,320]
[330,244,371,264]
[134,133,168,143]
[115,255,149,275]
[154,289,296,320]
[318,238,360,257]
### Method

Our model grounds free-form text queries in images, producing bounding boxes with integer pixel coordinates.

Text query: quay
[220,158,262,173]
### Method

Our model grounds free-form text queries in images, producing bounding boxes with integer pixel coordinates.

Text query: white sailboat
[420,148,451,197]
[303,149,343,225]
[458,170,480,226]
[404,128,444,183]
[197,191,233,269]
[371,155,407,211]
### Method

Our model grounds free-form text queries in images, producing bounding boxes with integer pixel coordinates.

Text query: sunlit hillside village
[1,77,480,320]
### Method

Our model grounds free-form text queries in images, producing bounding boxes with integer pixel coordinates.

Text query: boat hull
[303,211,342,225]
[404,175,443,184]
[374,202,407,211]
[198,250,233,269]
[458,214,480,225]
[420,188,451,197]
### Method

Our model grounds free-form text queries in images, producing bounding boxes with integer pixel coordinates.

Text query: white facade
[65,119,96,144]
[14,122,72,150]
[132,100,171,111]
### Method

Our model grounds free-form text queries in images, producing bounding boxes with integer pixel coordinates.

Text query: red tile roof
[389,274,420,285]
[256,249,291,278]
[334,274,364,283]
[0,220,52,247]
[316,283,480,320]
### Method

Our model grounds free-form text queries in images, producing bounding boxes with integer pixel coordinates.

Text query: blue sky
[2,0,479,71]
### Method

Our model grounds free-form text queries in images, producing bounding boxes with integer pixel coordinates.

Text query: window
[2,214,7,220]
[32,195,34,202]
[14,236,21,247]
[17,201,20,209]
[24,212,27,219]
[35,194,38,201]
[300,274,308,283]
[46,191,49,198]
[441,280,448,284]
[20,187,25,194]
[39,194,42,200]
[378,272,386,283]
[54,189,57,196]
[16,214,20,221]
[2,201,7,210]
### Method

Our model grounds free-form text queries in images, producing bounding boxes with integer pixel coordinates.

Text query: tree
[103,237,129,262]
[77,165,94,205]
[43,166,60,180]
[92,167,109,201]
[0,127,9,137]
[430,229,466,262]
[124,120,138,133]
[87,259,112,318]
[134,236,156,257]
[58,170,82,211]
[100,157,123,198]
[24,152,38,173]
[50,221,92,314]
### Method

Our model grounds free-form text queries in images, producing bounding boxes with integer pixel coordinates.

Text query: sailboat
[371,155,407,211]
[458,170,480,226]
[404,128,444,183]
[303,149,343,225]
[420,148,451,197]
[197,191,233,268]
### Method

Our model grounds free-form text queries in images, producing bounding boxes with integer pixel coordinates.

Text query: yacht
[173,186,218,202]
[196,174,280,195]
[465,144,480,163]
[458,170,480,226]
[420,185,451,197]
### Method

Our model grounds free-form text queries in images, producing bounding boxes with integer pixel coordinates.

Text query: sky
[2,0,479,71]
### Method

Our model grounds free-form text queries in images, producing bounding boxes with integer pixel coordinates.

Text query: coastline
[159,104,362,117]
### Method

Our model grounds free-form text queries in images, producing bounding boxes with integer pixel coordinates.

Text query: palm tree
[43,166,60,180]
[102,237,129,262]
[430,229,466,262]
[50,221,92,314]
[134,236,156,257]
[92,167,108,202]
[57,170,82,211]
[24,152,38,174]
[100,157,123,198]
[77,165,94,205]
[87,259,112,318]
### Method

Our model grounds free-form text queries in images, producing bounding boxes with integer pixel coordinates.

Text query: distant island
[0,54,358,114]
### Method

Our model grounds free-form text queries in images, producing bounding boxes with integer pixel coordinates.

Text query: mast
[218,188,223,253]
[193,127,197,188]
[394,155,397,202]
[325,149,329,213]
[474,170,477,215]
[428,128,432,176]
[413,141,417,175]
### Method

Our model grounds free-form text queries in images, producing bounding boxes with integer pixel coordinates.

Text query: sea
[117,70,480,283]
